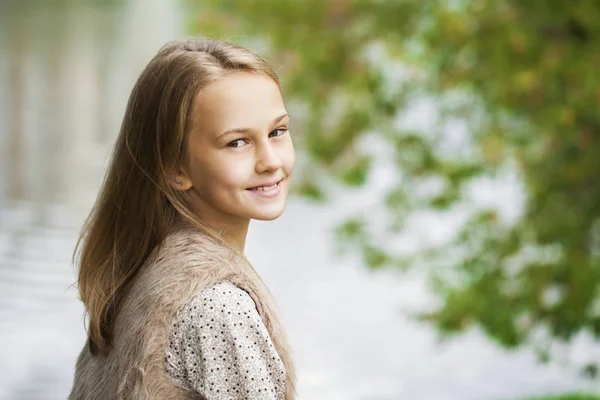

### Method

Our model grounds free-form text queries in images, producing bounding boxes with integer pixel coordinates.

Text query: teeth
[251,183,277,191]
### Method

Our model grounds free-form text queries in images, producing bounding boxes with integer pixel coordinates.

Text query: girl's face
[175,72,295,227]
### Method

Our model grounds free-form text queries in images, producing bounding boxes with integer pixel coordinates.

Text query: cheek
[186,155,223,192]
[283,140,296,173]
[200,156,250,191]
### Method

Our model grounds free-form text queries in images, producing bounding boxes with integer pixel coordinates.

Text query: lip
[246,178,283,190]
[246,179,283,198]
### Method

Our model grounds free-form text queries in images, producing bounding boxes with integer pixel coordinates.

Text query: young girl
[69,38,297,400]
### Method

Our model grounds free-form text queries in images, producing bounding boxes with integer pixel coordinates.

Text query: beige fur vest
[69,226,296,399]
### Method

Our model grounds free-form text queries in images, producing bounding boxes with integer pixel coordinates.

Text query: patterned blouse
[165,281,286,399]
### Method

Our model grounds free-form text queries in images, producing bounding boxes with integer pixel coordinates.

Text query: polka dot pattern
[165,282,286,399]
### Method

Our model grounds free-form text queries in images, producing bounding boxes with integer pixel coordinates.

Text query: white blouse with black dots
[165,281,286,399]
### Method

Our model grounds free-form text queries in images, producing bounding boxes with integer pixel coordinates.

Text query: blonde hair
[73,38,281,355]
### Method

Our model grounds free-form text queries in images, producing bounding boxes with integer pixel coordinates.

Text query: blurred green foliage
[188,0,600,374]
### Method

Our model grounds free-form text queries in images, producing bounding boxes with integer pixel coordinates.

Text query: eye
[269,128,288,138]
[227,139,246,148]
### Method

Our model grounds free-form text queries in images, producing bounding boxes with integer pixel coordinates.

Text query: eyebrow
[216,113,290,139]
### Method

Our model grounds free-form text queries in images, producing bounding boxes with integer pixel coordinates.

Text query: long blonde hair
[73,38,281,355]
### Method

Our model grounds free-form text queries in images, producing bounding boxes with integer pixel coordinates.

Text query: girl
[69,38,297,400]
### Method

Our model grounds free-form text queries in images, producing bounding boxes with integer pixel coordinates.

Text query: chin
[249,205,286,221]
[251,211,284,221]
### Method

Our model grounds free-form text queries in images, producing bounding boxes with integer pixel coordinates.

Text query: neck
[189,209,249,254]
[186,193,250,254]
[219,221,249,254]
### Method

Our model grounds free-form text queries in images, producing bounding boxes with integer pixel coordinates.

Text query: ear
[168,165,193,191]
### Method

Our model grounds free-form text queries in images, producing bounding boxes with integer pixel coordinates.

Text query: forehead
[191,72,286,135]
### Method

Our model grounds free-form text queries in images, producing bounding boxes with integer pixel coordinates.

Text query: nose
[255,141,283,173]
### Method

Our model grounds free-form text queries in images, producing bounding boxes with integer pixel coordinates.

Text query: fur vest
[69,225,296,399]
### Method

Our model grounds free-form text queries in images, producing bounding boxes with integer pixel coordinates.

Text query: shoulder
[143,227,237,278]
[174,281,258,324]
[193,281,257,310]
[159,227,233,263]
[131,229,245,306]
[169,281,265,346]
[165,281,286,397]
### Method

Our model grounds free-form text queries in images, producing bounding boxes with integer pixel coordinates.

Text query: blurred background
[1,1,600,399]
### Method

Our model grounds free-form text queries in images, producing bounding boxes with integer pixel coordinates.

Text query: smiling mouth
[246,179,283,191]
